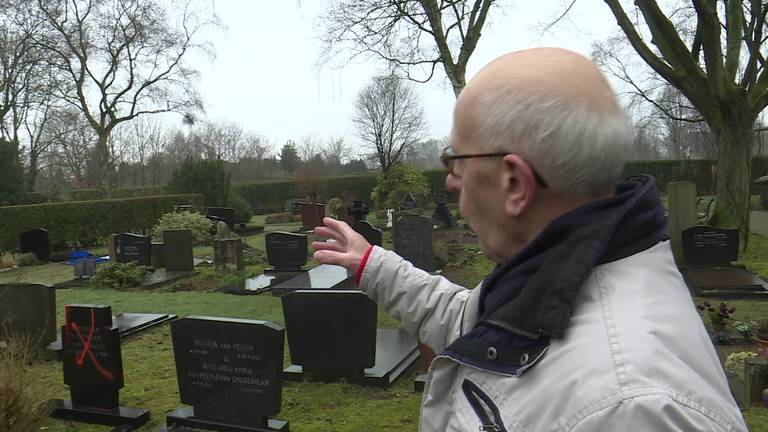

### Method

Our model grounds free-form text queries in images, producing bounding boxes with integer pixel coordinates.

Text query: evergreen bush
[151,211,213,245]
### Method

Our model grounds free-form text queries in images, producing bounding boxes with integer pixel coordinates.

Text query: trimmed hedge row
[234,175,378,212]
[68,185,168,201]
[0,194,202,251]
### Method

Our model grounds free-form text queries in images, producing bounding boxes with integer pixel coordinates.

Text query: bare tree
[602,0,768,246]
[353,74,427,173]
[32,0,216,196]
[321,135,349,168]
[44,108,94,185]
[298,134,323,161]
[320,0,495,96]
[196,119,245,161]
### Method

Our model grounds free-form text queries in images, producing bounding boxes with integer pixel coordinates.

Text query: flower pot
[757,336,768,360]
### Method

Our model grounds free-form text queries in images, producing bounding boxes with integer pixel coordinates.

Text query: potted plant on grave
[732,320,759,345]
[756,319,768,359]
[697,301,735,344]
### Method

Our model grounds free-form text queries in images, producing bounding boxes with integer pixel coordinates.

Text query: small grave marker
[265,232,307,271]
[166,316,288,431]
[0,283,56,348]
[114,233,151,266]
[164,229,194,272]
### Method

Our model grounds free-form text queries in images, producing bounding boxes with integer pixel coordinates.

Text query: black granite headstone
[399,193,417,211]
[353,220,383,247]
[19,228,49,262]
[393,214,435,272]
[0,283,56,347]
[282,290,377,377]
[265,232,307,271]
[52,304,149,427]
[206,207,236,229]
[682,226,738,267]
[164,229,195,272]
[167,316,288,432]
[114,233,151,266]
[347,200,370,223]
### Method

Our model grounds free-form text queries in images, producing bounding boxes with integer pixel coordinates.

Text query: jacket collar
[478,174,667,339]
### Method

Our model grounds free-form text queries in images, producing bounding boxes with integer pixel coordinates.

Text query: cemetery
[3,1,768,431]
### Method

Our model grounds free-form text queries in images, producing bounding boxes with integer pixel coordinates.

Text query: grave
[353,220,383,247]
[206,207,236,230]
[19,228,49,262]
[114,233,152,266]
[74,258,97,279]
[400,193,418,211]
[282,290,419,387]
[52,304,149,428]
[300,202,326,230]
[0,283,56,348]
[164,229,195,272]
[393,214,436,272]
[165,316,288,432]
[270,264,354,297]
[265,232,308,271]
[680,225,768,297]
[151,241,165,268]
[214,238,244,271]
[432,194,455,229]
[347,200,370,223]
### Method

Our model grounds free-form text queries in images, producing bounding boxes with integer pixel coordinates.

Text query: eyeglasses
[440,146,548,187]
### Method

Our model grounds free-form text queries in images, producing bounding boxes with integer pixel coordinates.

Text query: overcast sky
[191,1,621,155]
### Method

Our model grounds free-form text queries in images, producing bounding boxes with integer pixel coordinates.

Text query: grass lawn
[3,220,768,431]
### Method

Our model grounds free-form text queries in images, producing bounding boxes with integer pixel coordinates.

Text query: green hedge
[234,175,378,212]
[0,194,201,251]
[68,185,167,202]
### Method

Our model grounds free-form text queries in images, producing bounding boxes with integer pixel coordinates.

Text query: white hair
[470,87,631,198]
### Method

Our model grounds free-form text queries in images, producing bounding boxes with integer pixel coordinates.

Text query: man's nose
[446,172,461,193]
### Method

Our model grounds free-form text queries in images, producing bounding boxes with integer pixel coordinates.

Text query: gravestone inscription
[52,304,149,427]
[115,233,151,266]
[0,283,56,347]
[167,316,288,432]
[164,229,195,272]
[353,220,382,247]
[682,226,738,267]
[19,228,49,262]
[265,232,307,271]
[393,214,435,272]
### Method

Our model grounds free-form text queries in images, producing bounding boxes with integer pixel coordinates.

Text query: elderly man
[313,48,746,431]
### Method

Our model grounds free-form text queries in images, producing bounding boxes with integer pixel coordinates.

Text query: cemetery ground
[2,212,768,431]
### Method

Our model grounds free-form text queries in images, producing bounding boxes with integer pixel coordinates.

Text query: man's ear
[502,154,536,217]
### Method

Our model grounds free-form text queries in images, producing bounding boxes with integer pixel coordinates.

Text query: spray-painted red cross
[67,308,114,381]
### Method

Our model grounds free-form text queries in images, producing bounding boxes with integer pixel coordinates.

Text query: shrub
[168,159,231,207]
[151,212,213,245]
[326,197,344,219]
[15,253,40,267]
[371,164,430,209]
[89,262,148,290]
[0,194,202,251]
[0,333,52,431]
[228,193,253,224]
[724,351,757,380]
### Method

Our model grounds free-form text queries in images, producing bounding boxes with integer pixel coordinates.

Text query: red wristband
[354,245,375,286]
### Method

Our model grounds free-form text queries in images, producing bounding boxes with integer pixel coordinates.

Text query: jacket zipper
[461,378,509,432]
[484,319,541,339]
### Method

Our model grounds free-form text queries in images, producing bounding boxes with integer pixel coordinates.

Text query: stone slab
[51,399,149,428]
[270,264,353,297]
[165,406,288,432]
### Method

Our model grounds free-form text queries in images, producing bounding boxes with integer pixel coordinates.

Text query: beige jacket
[358,241,747,432]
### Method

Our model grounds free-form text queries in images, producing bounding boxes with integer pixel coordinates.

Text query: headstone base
[51,399,149,428]
[283,328,419,388]
[165,406,288,432]
[219,271,303,295]
[682,267,768,298]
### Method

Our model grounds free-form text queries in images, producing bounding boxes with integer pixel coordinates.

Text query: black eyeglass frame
[440,146,548,187]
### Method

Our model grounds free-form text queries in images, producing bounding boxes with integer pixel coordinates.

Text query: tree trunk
[97,132,112,198]
[713,118,755,249]
[26,153,38,192]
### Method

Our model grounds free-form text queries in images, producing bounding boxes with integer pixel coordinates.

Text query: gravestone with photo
[0,283,56,348]
[206,207,236,230]
[265,232,307,272]
[300,202,326,230]
[393,214,436,272]
[164,229,195,272]
[52,304,149,428]
[114,233,151,266]
[282,290,419,387]
[166,316,288,432]
[680,226,768,297]
[353,220,383,247]
[19,228,49,262]
[214,238,244,271]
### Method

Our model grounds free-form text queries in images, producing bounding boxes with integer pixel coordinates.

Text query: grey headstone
[667,181,697,264]
[214,238,244,271]
[0,283,56,347]
[265,232,307,271]
[74,258,97,279]
[164,229,194,272]
[115,233,151,266]
[171,316,285,426]
[393,214,435,272]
